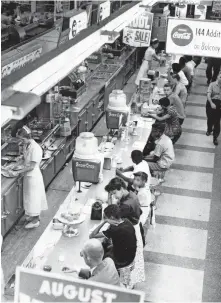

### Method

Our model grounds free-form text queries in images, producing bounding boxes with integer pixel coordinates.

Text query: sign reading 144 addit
[123,12,153,47]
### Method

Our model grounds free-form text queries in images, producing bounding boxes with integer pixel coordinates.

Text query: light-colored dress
[23,139,48,216]
[135,46,155,86]
[130,223,145,286]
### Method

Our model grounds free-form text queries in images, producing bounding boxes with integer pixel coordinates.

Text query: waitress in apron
[135,38,161,87]
[16,126,48,229]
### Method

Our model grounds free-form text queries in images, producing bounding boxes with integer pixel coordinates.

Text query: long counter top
[21,115,153,273]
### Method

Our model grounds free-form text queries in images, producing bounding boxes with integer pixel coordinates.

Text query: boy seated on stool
[133,172,151,238]
[144,123,175,177]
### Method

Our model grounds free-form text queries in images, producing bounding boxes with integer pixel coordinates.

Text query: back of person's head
[83,239,104,267]
[104,204,121,220]
[172,73,181,81]
[184,55,192,62]
[16,126,32,139]
[131,150,143,164]
[159,97,170,108]
[150,38,159,46]
[172,63,181,73]
[179,57,187,68]
[164,83,173,89]
[151,122,165,136]
[133,171,148,183]
[105,177,126,193]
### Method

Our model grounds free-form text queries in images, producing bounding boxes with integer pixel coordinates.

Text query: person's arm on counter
[120,166,134,173]
[207,85,216,109]
[89,221,108,239]
[63,266,91,279]
[143,155,160,162]
[148,113,170,121]
[16,161,36,175]
[116,168,133,184]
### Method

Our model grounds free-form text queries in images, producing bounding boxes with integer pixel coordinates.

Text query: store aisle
[136,63,221,302]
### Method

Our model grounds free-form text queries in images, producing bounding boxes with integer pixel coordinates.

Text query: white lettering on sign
[1,48,42,79]
[173,32,191,39]
[129,16,151,29]
[108,112,120,118]
[76,162,95,169]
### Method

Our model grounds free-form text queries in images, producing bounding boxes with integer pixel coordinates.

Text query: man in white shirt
[172,63,189,86]
[144,123,175,175]
[116,150,151,190]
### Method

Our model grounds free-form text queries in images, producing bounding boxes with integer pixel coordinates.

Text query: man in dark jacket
[206,57,221,85]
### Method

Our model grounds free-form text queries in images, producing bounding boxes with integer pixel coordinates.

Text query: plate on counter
[57,213,86,225]
[48,145,58,151]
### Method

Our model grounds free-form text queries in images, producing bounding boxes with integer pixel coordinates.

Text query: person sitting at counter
[90,205,137,271]
[63,239,120,286]
[144,123,175,175]
[171,73,188,106]
[172,63,189,87]
[179,57,192,92]
[163,83,186,125]
[104,179,145,285]
[116,150,151,193]
[15,126,48,229]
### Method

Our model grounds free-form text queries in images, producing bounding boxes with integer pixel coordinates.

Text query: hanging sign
[166,18,221,58]
[194,4,207,19]
[123,12,154,47]
[98,1,111,23]
[175,4,187,18]
[14,267,145,303]
[212,1,221,12]
[69,11,88,40]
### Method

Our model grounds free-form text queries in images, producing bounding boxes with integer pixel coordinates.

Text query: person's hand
[210,103,216,109]
[62,266,79,273]
[119,167,124,172]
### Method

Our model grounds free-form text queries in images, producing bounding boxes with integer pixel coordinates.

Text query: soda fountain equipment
[72,132,104,192]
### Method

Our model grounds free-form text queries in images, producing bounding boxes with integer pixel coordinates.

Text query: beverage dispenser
[106,90,129,129]
[72,132,104,189]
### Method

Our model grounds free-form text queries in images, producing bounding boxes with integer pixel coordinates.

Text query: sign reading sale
[14,267,145,303]
[123,12,153,47]
[166,18,221,58]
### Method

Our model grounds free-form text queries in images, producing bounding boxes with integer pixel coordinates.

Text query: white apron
[135,60,150,86]
[23,140,48,216]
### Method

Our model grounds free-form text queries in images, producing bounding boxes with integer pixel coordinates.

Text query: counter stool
[150,176,162,198]
[118,261,135,289]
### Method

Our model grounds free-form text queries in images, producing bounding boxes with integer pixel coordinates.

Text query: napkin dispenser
[90,201,102,220]
[72,158,101,183]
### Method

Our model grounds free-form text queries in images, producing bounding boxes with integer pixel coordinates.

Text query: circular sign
[171,24,193,47]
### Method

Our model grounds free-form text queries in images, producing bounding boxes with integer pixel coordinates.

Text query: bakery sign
[123,12,154,47]
[1,47,42,79]
[69,11,88,40]
[166,18,221,58]
[14,267,145,303]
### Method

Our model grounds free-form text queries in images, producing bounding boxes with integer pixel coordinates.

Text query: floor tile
[174,149,214,168]
[157,193,211,222]
[165,169,213,192]
[137,263,204,302]
[178,132,215,149]
[186,105,206,118]
[145,224,208,259]
[182,118,207,132]
[187,95,206,105]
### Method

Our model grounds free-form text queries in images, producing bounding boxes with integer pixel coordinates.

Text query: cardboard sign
[166,18,221,58]
[194,5,207,20]
[14,267,145,303]
[69,11,88,40]
[212,0,221,12]
[1,47,42,79]
[98,1,111,22]
[123,12,153,47]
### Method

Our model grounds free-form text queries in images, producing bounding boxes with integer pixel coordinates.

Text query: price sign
[14,267,145,303]
[69,11,88,40]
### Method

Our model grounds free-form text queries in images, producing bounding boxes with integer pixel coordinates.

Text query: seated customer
[90,205,137,269]
[63,239,120,286]
[172,63,189,87]
[163,83,186,125]
[144,123,175,175]
[171,73,188,106]
[116,150,151,192]
[133,172,151,227]
[148,97,182,144]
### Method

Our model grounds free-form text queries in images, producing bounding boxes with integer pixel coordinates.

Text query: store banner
[123,12,153,47]
[69,11,88,40]
[98,1,111,23]
[14,267,145,303]
[1,47,42,79]
[166,18,221,58]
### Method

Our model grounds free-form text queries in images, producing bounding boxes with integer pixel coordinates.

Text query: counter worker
[15,126,48,229]
[135,38,161,88]
[206,72,221,146]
